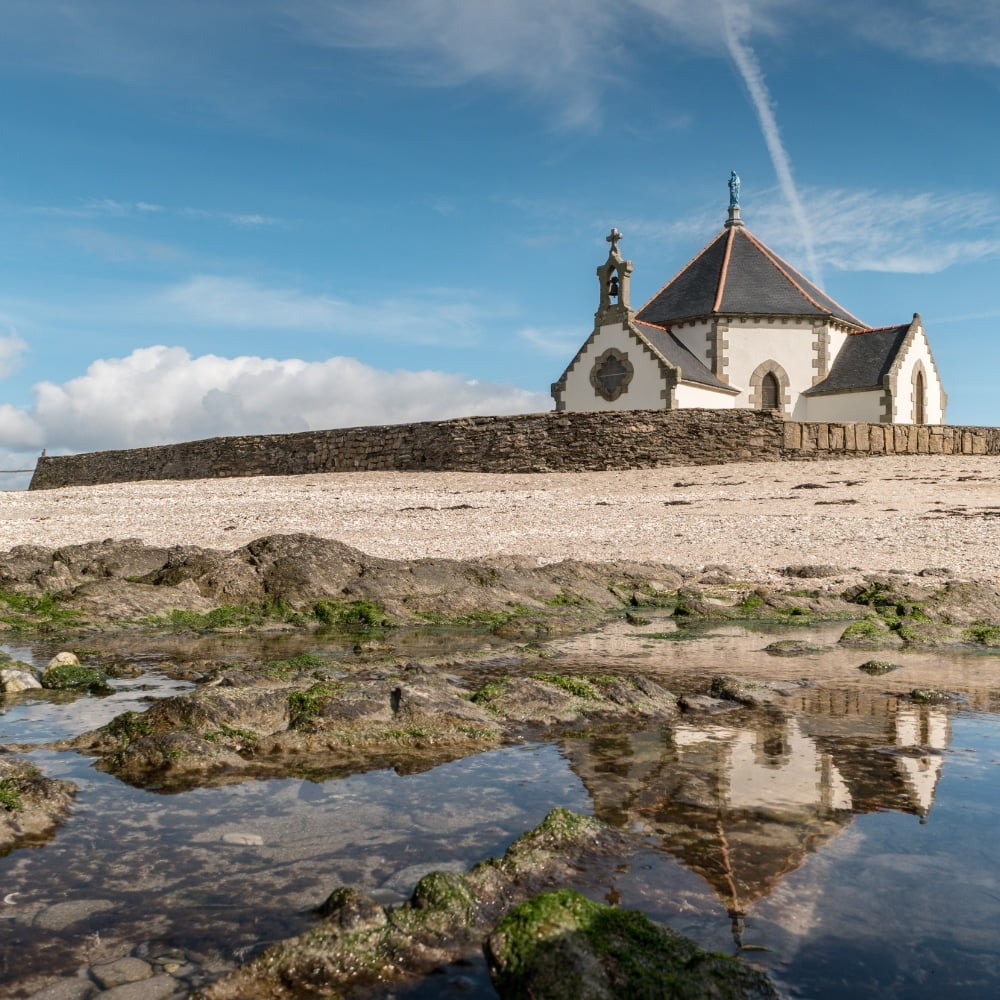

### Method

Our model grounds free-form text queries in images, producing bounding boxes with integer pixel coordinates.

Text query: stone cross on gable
[606,228,623,254]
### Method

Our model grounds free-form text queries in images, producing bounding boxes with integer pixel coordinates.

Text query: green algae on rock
[485,888,779,1000]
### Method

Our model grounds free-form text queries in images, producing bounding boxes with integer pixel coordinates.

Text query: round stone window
[590,349,634,401]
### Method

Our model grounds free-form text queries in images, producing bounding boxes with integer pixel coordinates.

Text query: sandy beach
[3,454,999,580]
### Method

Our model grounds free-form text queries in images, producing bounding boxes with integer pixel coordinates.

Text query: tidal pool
[2,621,999,998]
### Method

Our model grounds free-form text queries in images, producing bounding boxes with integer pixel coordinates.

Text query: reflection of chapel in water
[562,692,949,941]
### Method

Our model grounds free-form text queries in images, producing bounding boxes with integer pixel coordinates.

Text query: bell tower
[595,228,634,324]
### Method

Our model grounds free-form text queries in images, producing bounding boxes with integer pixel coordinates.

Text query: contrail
[721,1,821,283]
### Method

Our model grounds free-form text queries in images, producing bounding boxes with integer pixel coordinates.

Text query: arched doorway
[761,371,780,411]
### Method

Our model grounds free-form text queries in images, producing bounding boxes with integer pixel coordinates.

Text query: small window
[761,371,780,411]
[914,371,926,424]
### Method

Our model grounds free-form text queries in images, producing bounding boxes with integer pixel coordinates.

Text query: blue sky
[0,0,998,486]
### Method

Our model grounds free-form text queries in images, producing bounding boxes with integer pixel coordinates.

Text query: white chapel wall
[891,326,945,424]
[669,321,713,367]
[801,389,885,423]
[562,322,668,411]
[675,382,736,409]
[723,320,817,413]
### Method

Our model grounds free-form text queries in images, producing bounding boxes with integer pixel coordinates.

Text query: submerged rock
[0,756,76,854]
[199,808,779,1000]
[485,888,779,1000]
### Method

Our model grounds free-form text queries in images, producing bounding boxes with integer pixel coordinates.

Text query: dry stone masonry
[28,410,1000,490]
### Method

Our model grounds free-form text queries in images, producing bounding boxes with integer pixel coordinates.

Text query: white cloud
[0,346,550,457]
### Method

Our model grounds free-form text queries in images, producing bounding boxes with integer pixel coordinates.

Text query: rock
[485,889,778,1000]
[710,674,782,707]
[32,899,116,932]
[858,660,903,675]
[97,974,180,1000]
[47,651,80,668]
[763,639,827,656]
[90,957,153,989]
[908,689,958,704]
[838,618,903,647]
[678,694,743,714]
[41,662,113,696]
[783,564,841,578]
[26,978,96,1000]
[1,668,42,693]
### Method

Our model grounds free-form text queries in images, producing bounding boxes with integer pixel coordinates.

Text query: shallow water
[2,621,1000,998]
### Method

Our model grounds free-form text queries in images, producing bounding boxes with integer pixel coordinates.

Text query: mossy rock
[41,663,113,696]
[962,624,1000,647]
[763,639,827,656]
[485,889,778,1000]
[838,618,902,647]
[909,688,957,704]
[857,660,902,676]
[895,621,957,647]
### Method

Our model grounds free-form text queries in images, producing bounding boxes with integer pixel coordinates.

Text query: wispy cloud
[750,187,1000,274]
[287,0,626,127]
[0,332,28,379]
[160,274,503,345]
[0,345,549,458]
[846,0,1000,70]
[517,326,586,357]
[60,227,184,263]
[29,199,280,227]
[720,0,819,283]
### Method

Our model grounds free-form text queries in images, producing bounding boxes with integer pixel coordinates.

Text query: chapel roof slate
[636,225,867,330]
[634,321,734,391]
[803,324,910,395]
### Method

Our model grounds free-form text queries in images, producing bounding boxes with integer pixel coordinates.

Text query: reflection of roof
[804,325,910,395]
[634,321,735,391]
[636,226,867,329]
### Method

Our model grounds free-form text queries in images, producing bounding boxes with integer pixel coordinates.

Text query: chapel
[551,176,947,424]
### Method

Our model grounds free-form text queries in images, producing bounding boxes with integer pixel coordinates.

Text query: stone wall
[27,410,1000,490]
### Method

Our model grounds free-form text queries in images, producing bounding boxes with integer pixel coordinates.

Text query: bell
[608,275,620,299]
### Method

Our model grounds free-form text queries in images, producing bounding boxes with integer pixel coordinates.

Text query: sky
[0,0,998,488]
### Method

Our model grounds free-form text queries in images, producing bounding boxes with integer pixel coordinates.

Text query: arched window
[914,370,926,424]
[761,371,780,411]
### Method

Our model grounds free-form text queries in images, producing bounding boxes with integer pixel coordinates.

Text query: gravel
[2,455,999,579]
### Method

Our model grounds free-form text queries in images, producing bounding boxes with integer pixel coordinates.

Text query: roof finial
[725,171,744,228]
[606,227,623,255]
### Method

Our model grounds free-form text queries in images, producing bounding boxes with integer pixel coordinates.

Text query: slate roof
[636,225,867,329]
[804,325,910,395]
[634,321,735,391]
